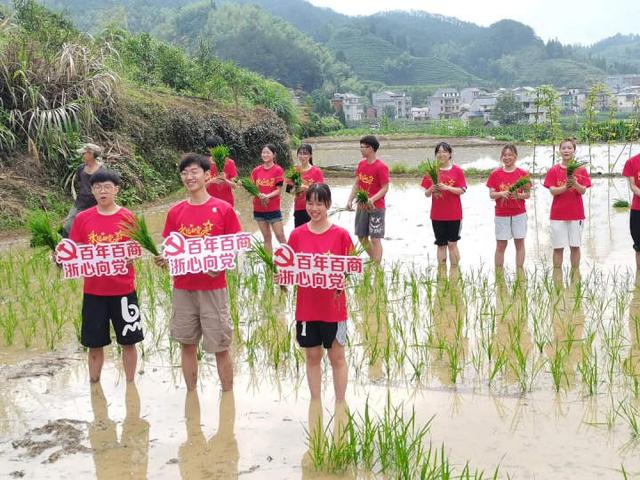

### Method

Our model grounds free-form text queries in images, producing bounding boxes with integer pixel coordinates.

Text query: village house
[429,88,461,119]
[371,91,412,119]
[331,93,364,123]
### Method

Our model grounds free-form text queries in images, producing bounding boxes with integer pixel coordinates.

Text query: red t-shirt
[420,165,467,221]
[206,157,238,207]
[623,153,640,211]
[543,164,591,220]
[251,164,284,212]
[355,159,390,209]
[69,206,136,296]
[288,224,354,322]
[486,167,528,217]
[291,166,325,211]
[162,196,242,290]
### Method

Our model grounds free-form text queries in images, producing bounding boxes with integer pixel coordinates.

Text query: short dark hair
[205,135,223,149]
[297,143,313,165]
[179,153,210,172]
[263,143,278,158]
[501,143,518,157]
[90,169,121,186]
[306,183,331,207]
[434,141,453,156]
[360,135,379,152]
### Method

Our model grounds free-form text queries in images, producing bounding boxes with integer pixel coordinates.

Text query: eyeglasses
[92,184,116,192]
[180,169,203,178]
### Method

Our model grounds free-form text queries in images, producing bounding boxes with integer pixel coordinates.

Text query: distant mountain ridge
[36,0,640,89]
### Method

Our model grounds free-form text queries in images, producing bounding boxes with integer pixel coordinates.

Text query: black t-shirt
[73,164,104,210]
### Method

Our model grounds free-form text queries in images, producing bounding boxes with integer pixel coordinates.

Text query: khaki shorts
[171,288,233,353]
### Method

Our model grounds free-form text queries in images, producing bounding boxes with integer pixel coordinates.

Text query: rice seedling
[120,214,160,256]
[566,159,588,178]
[508,175,532,193]
[239,177,260,198]
[613,199,630,208]
[28,211,61,251]
[422,159,439,185]
[210,145,230,174]
[249,238,276,273]
[616,400,640,439]
[355,189,369,206]
[285,166,302,193]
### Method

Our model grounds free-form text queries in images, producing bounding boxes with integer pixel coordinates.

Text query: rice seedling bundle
[355,189,369,205]
[28,211,61,251]
[210,145,230,174]
[120,214,160,256]
[508,175,532,193]
[566,159,588,178]
[250,239,276,273]
[613,198,630,208]
[240,177,260,198]
[285,167,302,192]
[422,160,439,186]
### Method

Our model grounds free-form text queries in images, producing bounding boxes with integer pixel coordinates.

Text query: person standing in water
[287,144,324,228]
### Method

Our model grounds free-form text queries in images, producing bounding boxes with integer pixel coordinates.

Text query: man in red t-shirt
[68,169,143,383]
[156,153,242,391]
[623,152,640,269]
[346,135,389,264]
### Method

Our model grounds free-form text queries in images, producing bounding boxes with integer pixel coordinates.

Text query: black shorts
[81,292,144,348]
[294,209,311,228]
[431,220,462,246]
[296,321,347,349]
[631,210,640,252]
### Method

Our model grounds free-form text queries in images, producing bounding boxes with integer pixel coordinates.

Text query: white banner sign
[54,239,142,279]
[273,244,363,290]
[162,231,252,276]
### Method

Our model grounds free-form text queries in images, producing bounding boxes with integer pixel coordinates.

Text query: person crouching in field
[543,138,591,270]
[421,142,467,266]
[486,144,530,269]
[289,184,354,403]
[68,169,143,383]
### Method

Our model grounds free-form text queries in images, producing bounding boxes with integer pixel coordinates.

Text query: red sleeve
[288,229,299,251]
[315,167,324,184]
[162,208,174,238]
[577,168,592,188]
[68,213,84,243]
[456,167,467,189]
[543,167,555,188]
[275,165,284,184]
[486,170,498,189]
[250,167,258,182]
[378,163,390,186]
[223,205,241,235]
[421,175,432,189]
[343,230,355,256]
[225,159,238,180]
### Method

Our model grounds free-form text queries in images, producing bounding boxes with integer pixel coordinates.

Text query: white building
[617,86,640,113]
[429,88,460,119]
[460,87,482,108]
[331,93,364,123]
[411,107,430,121]
[372,91,412,119]
[461,96,497,122]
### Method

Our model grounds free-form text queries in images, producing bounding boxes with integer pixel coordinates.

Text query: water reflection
[179,390,238,479]
[431,266,468,388]
[89,383,149,479]
[544,270,585,391]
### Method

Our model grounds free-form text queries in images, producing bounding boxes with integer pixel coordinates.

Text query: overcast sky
[307,0,639,45]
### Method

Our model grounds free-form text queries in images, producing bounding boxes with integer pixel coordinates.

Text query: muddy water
[2,174,640,478]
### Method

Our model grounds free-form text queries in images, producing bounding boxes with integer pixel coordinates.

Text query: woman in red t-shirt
[251,144,287,255]
[543,138,591,269]
[204,135,239,207]
[421,142,467,266]
[286,144,325,228]
[486,144,530,269]
[288,183,354,403]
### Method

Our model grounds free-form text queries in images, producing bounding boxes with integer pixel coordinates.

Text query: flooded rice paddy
[2,143,640,478]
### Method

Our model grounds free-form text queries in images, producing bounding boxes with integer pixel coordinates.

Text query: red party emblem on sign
[55,239,78,262]
[163,232,186,257]
[273,244,295,268]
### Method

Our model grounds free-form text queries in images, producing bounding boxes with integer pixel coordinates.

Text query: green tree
[583,82,607,167]
[491,93,525,125]
[535,85,561,164]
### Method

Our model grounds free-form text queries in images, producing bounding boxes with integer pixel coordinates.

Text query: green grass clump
[28,211,61,251]
[613,199,630,208]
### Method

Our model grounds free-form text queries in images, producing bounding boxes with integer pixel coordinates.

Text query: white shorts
[550,220,583,248]
[495,213,527,241]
